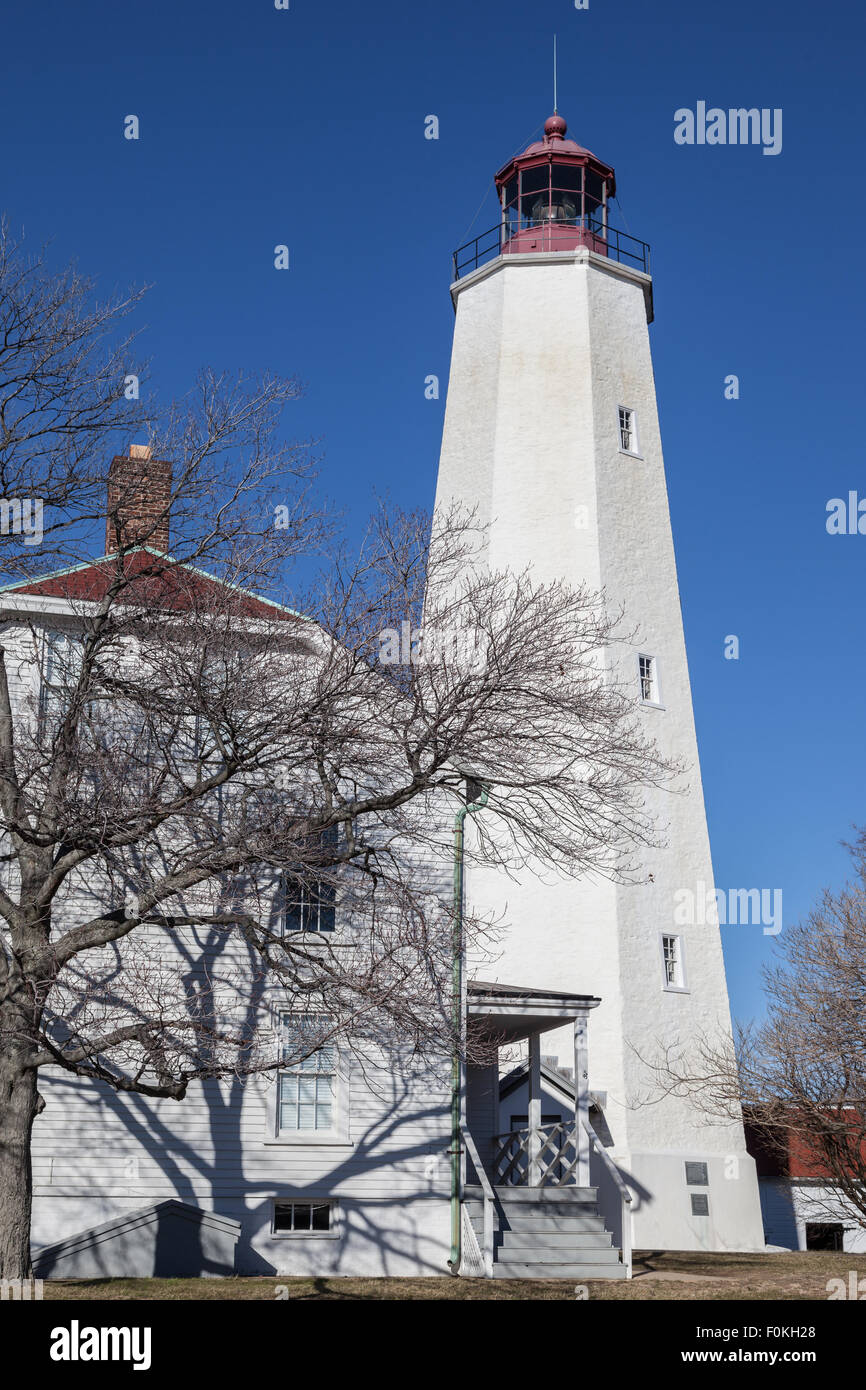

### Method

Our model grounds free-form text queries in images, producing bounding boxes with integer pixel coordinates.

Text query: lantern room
[495,113,615,256]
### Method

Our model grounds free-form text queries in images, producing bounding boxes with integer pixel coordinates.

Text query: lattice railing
[492,1122,582,1187]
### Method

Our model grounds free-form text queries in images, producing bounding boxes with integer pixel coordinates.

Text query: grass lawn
[40,1250,866,1300]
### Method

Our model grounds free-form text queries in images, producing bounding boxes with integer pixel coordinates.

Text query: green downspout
[448,780,489,1274]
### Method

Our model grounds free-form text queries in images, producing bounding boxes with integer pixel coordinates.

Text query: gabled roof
[0,547,308,624]
[499,1058,607,1113]
[500,1057,577,1103]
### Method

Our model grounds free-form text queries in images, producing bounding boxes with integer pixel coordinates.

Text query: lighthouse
[436,114,765,1250]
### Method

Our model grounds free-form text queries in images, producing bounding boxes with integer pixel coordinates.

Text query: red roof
[745,1110,866,1180]
[4,547,304,624]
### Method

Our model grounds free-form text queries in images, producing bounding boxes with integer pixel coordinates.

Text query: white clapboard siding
[6,606,459,1274]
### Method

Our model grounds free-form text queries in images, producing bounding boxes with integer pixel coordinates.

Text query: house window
[40,629,84,725]
[661,934,685,990]
[191,715,226,814]
[277,1014,337,1134]
[618,406,639,454]
[638,653,660,705]
[283,876,336,933]
[691,1193,709,1217]
[805,1223,844,1251]
[685,1161,709,1186]
[273,1200,334,1235]
[281,826,338,933]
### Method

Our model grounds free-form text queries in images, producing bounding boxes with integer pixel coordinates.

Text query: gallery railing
[453,219,651,280]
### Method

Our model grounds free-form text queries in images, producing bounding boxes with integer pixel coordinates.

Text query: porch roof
[467,980,601,1044]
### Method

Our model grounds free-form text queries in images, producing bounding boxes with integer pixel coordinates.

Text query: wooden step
[465,1198,601,1221]
[464,1184,598,1204]
[475,1212,608,1234]
[497,1230,613,1251]
[492,1260,626,1280]
[495,1243,619,1265]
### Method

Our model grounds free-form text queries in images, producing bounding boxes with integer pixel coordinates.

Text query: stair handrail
[582,1119,633,1279]
[461,1124,495,1277]
[460,1204,486,1278]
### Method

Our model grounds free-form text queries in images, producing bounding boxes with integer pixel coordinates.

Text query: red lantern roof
[495,113,616,199]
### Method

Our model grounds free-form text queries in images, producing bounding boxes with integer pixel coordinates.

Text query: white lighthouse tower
[436,114,764,1251]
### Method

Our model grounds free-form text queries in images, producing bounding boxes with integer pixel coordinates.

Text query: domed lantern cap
[494,113,616,198]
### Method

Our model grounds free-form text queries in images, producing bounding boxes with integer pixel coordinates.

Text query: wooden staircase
[463,1184,626,1280]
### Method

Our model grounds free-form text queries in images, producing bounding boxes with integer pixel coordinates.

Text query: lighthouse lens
[550,194,577,222]
[529,193,577,224]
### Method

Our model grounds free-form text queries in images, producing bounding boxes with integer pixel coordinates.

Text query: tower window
[661,934,687,991]
[638,653,661,705]
[685,1161,709,1186]
[690,1193,710,1217]
[618,406,639,454]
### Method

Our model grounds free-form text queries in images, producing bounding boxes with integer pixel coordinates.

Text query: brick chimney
[105,445,172,554]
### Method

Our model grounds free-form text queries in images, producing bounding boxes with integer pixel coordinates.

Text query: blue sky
[2,0,864,1022]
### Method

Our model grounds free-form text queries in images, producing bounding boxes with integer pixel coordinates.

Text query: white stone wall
[435,249,765,1251]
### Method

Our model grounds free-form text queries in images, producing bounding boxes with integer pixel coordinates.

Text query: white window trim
[279,827,342,938]
[617,405,643,458]
[660,932,689,994]
[279,878,341,938]
[263,1010,353,1147]
[39,626,85,725]
[637,652,665,709]
[270,1196,341,1240]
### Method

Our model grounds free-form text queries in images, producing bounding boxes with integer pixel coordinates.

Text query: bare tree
[644,836,866,1230]
[0,225,675,1278]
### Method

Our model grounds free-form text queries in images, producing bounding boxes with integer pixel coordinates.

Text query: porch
[460,981,633,1279]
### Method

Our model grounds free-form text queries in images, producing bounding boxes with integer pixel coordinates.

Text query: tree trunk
[0,1054,39,1280]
